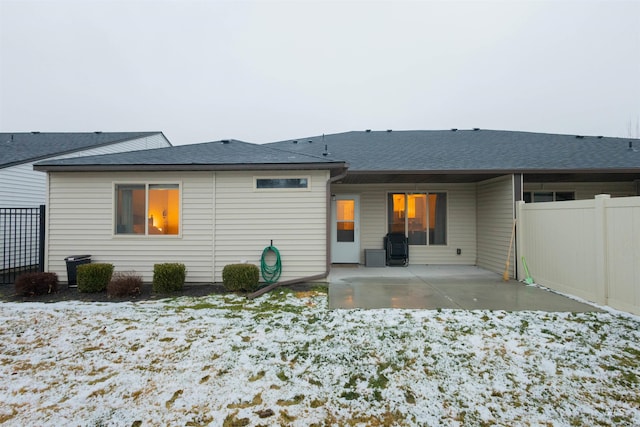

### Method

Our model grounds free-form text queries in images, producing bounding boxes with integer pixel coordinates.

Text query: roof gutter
[247,166,350,299]
[33,162,345,172]
[347,168,640,175]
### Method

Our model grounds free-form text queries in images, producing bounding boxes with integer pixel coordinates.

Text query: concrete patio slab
[328,265,602,311]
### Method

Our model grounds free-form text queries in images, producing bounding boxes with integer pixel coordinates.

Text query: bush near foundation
[14,272,58,296]
[77,263,114,293]
[152,263,186,293]
[222,264,260,292]
[107,271,143,297]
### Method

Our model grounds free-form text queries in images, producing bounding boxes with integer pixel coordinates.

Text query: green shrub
[107,271,143,298]
[153,263,186,293]
[77,263,114,293]
[14,272,58,296]
[222,263,260,292]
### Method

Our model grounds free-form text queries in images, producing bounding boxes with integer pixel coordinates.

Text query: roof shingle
[0,132,163,168]
[266,130,640,172]
[34,139,345,171]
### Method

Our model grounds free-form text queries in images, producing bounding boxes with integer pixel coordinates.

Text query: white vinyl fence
[517,195,640,315]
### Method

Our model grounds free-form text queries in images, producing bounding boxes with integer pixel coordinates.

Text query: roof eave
[34,162,348,173]
[347,168,640,175]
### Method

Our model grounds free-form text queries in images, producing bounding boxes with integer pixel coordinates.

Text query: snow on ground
[1,289,639,426]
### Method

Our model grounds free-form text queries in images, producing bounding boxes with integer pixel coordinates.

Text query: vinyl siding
[0,163,46,208]
[46,171,214,283]
[524,181,637,200]
[331,183,477,265]
[214,170,329,282]
[476,175,515,276]
[0,134,170,208]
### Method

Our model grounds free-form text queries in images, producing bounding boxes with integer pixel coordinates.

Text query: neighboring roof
[266,129,640,173]
[33,139,347,172]
[0,132,166,169]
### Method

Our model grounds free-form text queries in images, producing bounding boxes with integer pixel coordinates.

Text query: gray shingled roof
[266,129,640,172]
[0,132,164,169]
[34,139,346,171]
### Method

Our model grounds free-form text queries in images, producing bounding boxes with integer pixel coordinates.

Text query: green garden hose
[261,245,282,284]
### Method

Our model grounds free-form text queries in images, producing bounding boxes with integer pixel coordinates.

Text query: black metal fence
[1,205,45,285]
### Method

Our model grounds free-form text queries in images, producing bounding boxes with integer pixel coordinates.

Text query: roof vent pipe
[473,128,480,131]
[451,128,457,131]
[629,141,634,151]
[322,144,330,156]
[365,129,371,132]
[387,129,392,132]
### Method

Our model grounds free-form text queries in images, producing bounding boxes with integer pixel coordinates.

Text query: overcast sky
[1,0,639,145]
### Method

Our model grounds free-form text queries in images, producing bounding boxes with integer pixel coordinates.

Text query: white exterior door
[331,194,360,263]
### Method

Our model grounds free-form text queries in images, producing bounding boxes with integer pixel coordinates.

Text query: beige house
[35,130,640,284]
[35,140,346,283]
[269,130,640,277]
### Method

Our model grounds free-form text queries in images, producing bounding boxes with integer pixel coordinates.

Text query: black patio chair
[384,232,409,266]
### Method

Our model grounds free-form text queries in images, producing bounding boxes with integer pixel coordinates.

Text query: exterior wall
[0,163,45,208]
[331,183,477,265]
[0,133,170,208]
[45,168,330,284]
[476,175,515,276]
[46,171,215,283]
[517,195,640,315]
[214,170,329,282]
[524,181,636,200]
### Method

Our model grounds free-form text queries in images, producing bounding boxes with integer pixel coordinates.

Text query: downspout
[247,167,349,299]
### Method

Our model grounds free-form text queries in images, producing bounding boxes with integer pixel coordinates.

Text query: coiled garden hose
[261,245,282,284]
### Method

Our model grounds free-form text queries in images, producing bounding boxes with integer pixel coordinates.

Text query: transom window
[115,184,180,235]
[387,193,447,245]
[523,191,575,203]
[255,177,308,189]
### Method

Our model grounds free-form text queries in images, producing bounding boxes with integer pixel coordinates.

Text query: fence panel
[518,199,601,303]
[1,205,45,285]
[518,195,640,315]
[604,198,640,315]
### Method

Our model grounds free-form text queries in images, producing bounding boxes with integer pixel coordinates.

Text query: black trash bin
[64,255,91,287]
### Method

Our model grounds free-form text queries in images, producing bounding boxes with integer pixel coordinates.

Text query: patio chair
[384,232,409,266]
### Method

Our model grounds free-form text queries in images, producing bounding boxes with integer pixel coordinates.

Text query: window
[336,199,355,242]
[255,178,308,189]
[523,191,575,203]
[387,192,447,245]
[115,184,180,235]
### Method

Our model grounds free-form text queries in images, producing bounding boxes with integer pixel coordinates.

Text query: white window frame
[112,181,182,238]
[524,191,575,203]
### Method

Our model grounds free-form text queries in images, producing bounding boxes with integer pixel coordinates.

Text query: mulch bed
[0,282,320,303]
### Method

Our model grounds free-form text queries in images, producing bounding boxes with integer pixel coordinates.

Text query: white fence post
[594,194,610,306]
[515,200,525,282]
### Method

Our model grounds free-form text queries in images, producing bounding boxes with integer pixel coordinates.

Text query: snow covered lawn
[1,289,639,426]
